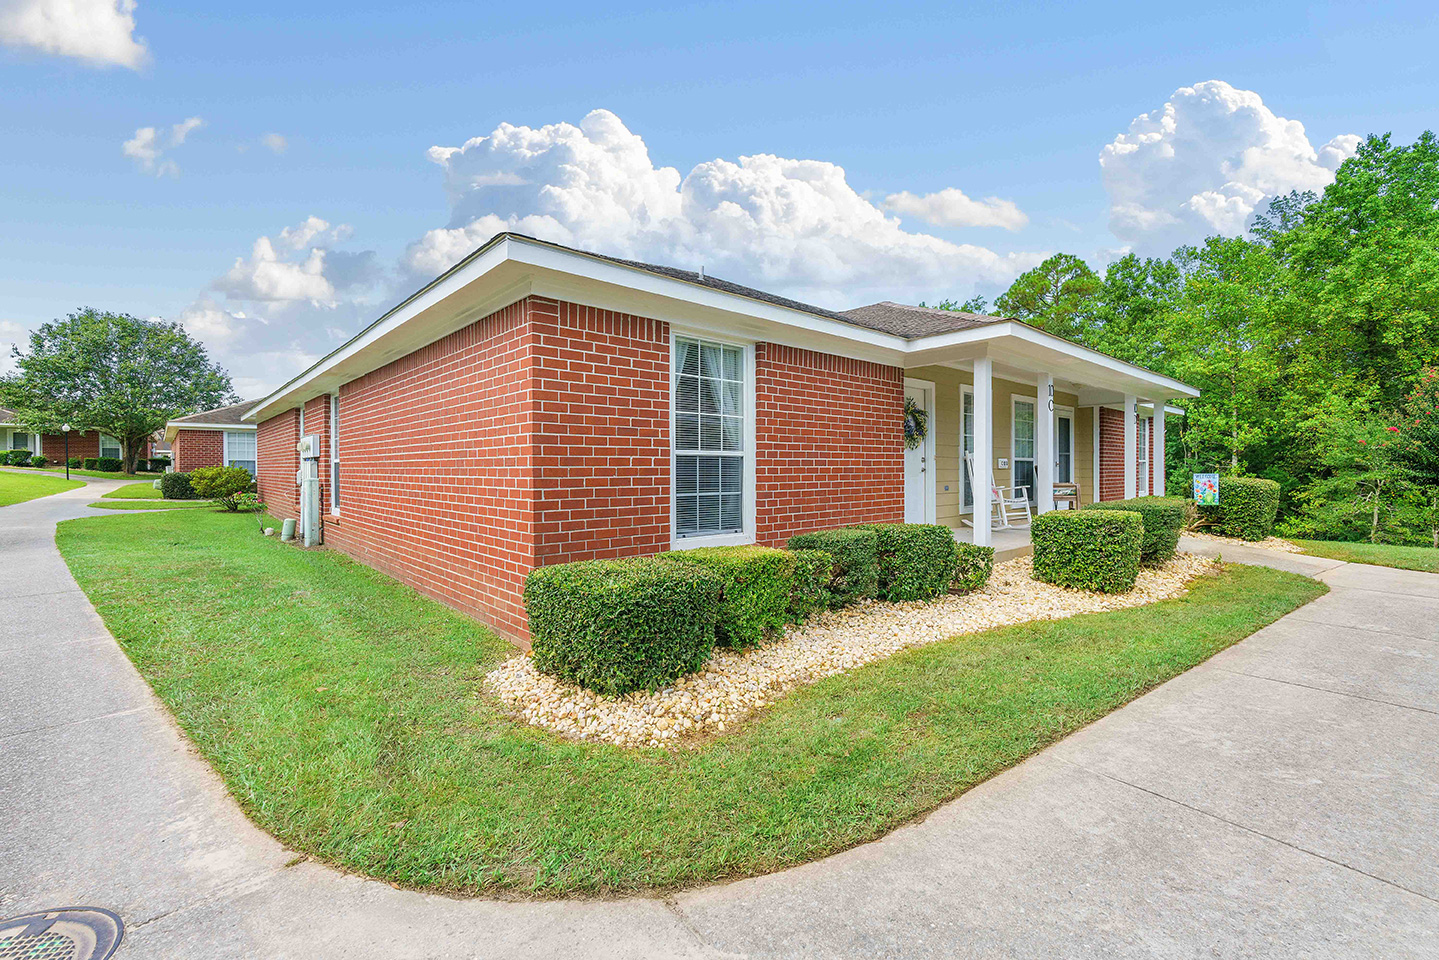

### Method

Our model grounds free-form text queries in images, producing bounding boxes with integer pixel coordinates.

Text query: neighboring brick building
[244,233,1196,643]
[1,406,152,465]
[164,400,258,474]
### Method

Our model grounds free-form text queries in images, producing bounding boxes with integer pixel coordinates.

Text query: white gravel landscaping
[1183,529,1304,553]
[485,552,1220,749]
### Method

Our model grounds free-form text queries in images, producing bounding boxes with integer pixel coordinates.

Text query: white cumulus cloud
[406,109,1040,306]
[261,132,287,154]
[218,235,335,305]
[123,115,203,176]
[883,188,1028,231]
[1101,80,1361,250]
[0,0,147,68]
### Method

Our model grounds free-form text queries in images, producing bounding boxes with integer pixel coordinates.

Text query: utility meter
[297,434,322,459]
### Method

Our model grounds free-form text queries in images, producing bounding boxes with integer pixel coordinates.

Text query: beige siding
[906,364,1092,527]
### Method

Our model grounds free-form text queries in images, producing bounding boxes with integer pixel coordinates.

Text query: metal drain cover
[0,909,122,960]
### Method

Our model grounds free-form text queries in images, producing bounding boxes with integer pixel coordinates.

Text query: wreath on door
[903,396,929,450]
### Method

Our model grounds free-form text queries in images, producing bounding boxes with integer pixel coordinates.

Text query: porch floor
[951,523,1033,563]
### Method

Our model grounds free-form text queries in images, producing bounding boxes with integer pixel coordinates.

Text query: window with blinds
[673,336,744,538]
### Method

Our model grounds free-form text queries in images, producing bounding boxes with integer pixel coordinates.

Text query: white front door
[904,383,932,523]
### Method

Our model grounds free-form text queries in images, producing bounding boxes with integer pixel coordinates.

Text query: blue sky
[2,1,1436,395]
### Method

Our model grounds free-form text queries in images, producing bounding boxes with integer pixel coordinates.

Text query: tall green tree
[1,308,234,474]
[993,253,1101,341]
[1161,237,1283,474]
[1089,253,1183,368]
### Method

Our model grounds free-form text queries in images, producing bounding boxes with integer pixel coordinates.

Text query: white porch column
[1123,393,1138,500]
[1153,402,1166,498]
[1036,372,1055,513]
[973,358,993,547]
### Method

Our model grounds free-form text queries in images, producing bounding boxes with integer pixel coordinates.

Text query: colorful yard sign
[1193,473,1219,505]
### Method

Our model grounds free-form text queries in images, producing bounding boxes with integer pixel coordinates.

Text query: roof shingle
[170,399,257,426]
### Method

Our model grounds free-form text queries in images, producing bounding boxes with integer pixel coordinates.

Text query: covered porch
[897,324,1197,548]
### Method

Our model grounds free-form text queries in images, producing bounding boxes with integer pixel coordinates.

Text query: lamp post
[62,423,70,481]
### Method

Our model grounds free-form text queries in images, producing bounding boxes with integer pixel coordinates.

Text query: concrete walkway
[3,487,1437,958]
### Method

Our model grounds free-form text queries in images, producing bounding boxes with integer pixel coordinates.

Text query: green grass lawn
[1291,539,1439,573]
[0,470,84,506]
[103,480,163,499]
[88,500,218,511]
[57,509,1327,897]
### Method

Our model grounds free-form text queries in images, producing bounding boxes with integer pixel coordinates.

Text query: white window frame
[1138,416,1151,497]
[1011,394,1039,507]
[98,434,123,460]
[6,428,39,454]
[329,391,340,515]
[959,385,975,515]
[222,429,258,476]
[1054,404,1076,485]
[669,329,756,551]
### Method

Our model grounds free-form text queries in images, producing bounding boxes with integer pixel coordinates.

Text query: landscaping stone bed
[486,552,1219,749]
[1184,530,1304,553]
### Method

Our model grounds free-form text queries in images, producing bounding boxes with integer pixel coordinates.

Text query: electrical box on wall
[297,434,322,460]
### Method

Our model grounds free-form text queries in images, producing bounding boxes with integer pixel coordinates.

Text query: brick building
[243,233,1196,643]
[163,400,259,474]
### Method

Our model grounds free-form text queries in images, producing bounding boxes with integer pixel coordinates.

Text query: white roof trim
[245,233,1198,421]
[164,421,256,443]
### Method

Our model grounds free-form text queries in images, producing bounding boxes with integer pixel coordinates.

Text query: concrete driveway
[3,487,1436,958]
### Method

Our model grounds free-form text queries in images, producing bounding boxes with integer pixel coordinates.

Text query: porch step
[993,543,1033,563]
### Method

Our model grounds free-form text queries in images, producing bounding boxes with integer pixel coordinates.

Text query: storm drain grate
[0,909,122,960]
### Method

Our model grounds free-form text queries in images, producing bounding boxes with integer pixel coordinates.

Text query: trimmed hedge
[6,449,32,466]
[30,455,48,468]
[952,543,995,593]
[95,456,124,472]
[1084,496,1186,564]
[82,457,99,470]
[160,471,198,500]
[852,522,959,602]
[67,458,82,468]
[190,465,257,511]
[663,545,794,649]
[1206,477,1281,541]
[786,528,879,607]
[788,548,834,622]
[1032,510,1143,593]
[526,557,722,696]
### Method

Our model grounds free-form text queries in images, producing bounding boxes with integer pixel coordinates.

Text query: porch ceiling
[903,323,1196,403]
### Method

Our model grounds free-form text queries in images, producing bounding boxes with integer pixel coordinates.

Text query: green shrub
[1032,510,1143,593]
[149,455,171,470]
[952,543,995,592]
[67,457,82,468]
[526,557,722,696]
[6,449,32,466]
[29,455,48,468]
[663,545,794,649]
[160,471,197,500]
[1084,496,1186,564]
[95,456,123,472]
[786,548,834,622]
[1210,477,1281,541]
[851,522,959,601]
[189,466,256,510]
[786,528,879,607]
[82,457,99,470]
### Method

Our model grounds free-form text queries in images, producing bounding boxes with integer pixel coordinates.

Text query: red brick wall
[1098,406,1126,501]
[322,298,537,640]
[302,395,332,512]
[41,431,98,462]
[172,428,224,471]
[753,343,904,543]
[530,298,670,566]
[257,409,300,519]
